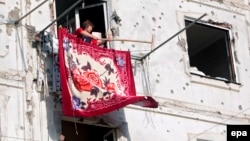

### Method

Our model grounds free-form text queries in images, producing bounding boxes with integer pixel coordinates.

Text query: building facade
[0,0,250,141]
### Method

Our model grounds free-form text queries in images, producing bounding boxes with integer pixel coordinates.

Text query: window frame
[184,17,239,84]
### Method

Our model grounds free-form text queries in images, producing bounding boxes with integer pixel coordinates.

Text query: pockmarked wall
[1,0,250,141]
[0,0,61,141]
[110,0,250,140]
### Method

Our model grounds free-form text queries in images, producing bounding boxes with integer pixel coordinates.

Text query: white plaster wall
[110,0,250,140]
[0,0,61,141]
[1,0,250,141]
[113,0,250,112]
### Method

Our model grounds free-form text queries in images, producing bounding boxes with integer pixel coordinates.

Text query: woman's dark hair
[82,20,94,28]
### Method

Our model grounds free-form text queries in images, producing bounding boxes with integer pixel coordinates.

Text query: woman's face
[86,26,93,33]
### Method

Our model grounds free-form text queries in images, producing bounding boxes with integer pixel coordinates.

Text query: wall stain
[7,7,20,36]
[177,37,186,52]
[25,24,36,43]
[8,7,20,21]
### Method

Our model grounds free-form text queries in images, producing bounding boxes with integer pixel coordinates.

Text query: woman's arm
[81,30,99,40]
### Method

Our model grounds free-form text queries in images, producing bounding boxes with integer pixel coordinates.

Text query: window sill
[190,73,242,92]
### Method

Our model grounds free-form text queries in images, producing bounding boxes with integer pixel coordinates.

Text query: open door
[75,3,109,47]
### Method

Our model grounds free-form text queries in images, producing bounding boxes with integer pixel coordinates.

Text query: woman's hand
[59,134,65,141]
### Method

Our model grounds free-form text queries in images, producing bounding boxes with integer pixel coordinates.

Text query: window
[55,0,109,41]
[185,19,237,83]
[61,120,116,141]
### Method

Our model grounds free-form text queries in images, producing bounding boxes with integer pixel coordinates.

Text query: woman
[75,20,105,46]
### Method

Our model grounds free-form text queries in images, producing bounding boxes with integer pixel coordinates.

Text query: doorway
[61,120,116,141]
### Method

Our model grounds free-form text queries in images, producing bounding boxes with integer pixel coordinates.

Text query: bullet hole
[156,79,160,83]
[157,74,160,77]
[20,126,24,130]
[161,12,164,16]
[134,25,136,28]
[245,69,248,72]
[221,102,224,105]
[211,11,215,16]
[16,2,19,5]
[159,17,162,20]
[143,6,145,9]
[136,22,139,26]
[158,26,161,29]
[200,99,203,103]
[170,90,174,94]
[166,130,170,132]
[38,10,42,14]
[6,45,9,49]
[152,29,155,31]
[238,105,242,110]
[234,32,238,39]
[132,44,135,48]
[246,20,250,26]
[142,15,145,19]
[183,87,186,90]
[152,17,156,22]
[179,5,182,8]
[185,83,189,86]
[0,29,2,33]
[0,15,4,19]
[233,15,236,18]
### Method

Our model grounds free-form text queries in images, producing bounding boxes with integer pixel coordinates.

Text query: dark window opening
[61,120,116,141]
[55,0,108,38]
[185,20,236,83]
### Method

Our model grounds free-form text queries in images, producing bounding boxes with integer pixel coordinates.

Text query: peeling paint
[8,7,20,21]
[0,70,25,81]
[177,37,186,52]
[6,7,20,36]
[25,24,36,43]
[207,19,232,29]
[6,24,14,36]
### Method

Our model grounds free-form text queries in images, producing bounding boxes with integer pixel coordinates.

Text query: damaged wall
[0,0,61,141]
[1,0,250,141]
[110,0,250,140]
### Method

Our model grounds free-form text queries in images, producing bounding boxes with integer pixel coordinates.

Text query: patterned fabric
[58,28,158,117]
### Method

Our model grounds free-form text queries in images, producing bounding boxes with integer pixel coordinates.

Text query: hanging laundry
[58,28,158,117]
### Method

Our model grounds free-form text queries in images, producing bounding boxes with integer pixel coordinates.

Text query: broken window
[185,19,237,83]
